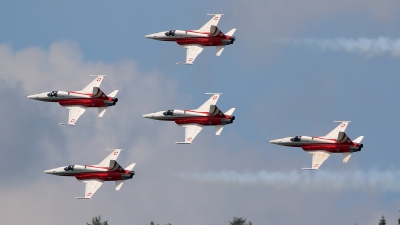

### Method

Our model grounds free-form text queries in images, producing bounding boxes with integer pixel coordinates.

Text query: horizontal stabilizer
[108,90,119,98]
[98,107,107,117]
[125,163,136,171]
[115,180,124,191]
[215,125,224,135]
[225,28,236,36]
[76,197,91,200]
[343,153,352,163]
[224,108,235,116]
[216,46,225,56]
[353,136,364,143]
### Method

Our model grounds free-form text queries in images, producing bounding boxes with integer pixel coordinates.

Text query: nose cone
[144,34,152,38]
[269,139,281,144]
[27,94,39,99]
[43,169,53,174]
[142,113,155,118]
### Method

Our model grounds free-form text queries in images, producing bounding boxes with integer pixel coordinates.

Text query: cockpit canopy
[64,165,74,171]
[290,136,302,142]
[165,30,176,36]
[47,91,58,97]
[163,110,174,116]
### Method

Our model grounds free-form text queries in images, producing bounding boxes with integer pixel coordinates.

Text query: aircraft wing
[197,93,221,112]
[177,44,204,65]
[176,124,204,144]
[324,121,350,139]
[198,14,224,32]
[303,150,331,170]
[98,149,123,167]
[59,106,87,125]
[81,75,106,93]
[76,179,104,199]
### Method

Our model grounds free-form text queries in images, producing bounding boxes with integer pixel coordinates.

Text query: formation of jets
[145,14,236,64]
[27,14,366,199]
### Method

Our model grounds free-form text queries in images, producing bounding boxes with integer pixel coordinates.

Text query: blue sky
[1,1,400,224]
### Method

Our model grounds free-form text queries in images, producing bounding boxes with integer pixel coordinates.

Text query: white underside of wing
[181,44,204,64]
[77,179,104,199]
[304,150,331,170]
[176,124,204,144]
[60,106,86,125]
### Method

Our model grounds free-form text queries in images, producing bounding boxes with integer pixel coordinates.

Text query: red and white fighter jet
[27,75,118,125]
[145,14,236,64]
[269,121,364,170]
[44,149,135,199]
[142,93,235,144]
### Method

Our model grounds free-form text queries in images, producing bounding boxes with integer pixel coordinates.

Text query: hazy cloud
[174,170,400,192]
[283,37,400,57]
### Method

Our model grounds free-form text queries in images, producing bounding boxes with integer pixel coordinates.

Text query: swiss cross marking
[188,58,193,62]
[70,119,75,123]
[97,78,101,82]
[341,124,345,127]
[219,33,223,36]
[213,96,217,100]
[87,193,92,196]
[114,151,118,155]
[187,137,192,141]
[214,17,218,20]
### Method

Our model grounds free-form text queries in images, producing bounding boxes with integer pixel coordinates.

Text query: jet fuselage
[145,30,235,46]
[142,109,235,126]
[44,164,134,181]
[269,136,363,153]
[27,90,118,108]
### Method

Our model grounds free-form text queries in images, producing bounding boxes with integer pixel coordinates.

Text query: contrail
[173,170,400,192]
[283,37,400,57]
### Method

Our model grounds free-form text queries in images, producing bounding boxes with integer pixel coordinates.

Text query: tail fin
[92,87,108,99]
[108,90,119,98]
[337,132,353,143]
[209,105,223,116]
[224,108,235,116]
[210,25,226,37]
[353,136,364,143]
[108,160,124,171]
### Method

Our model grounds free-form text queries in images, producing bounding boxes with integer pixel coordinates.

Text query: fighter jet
[44,149,135,199]
[27,75,118,125]
[145,14,236,64]
[269,121,364,170]
[142,93,235,144]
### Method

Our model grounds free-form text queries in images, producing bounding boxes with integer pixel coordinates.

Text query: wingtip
[58,123,75,126]
[175,142,191,144]
[176,62,193,65]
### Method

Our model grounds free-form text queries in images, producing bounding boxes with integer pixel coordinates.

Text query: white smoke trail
[283,37,400,57]
[173,170,400,192]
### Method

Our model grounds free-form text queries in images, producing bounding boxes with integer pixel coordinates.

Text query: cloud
[174,170,400,192]
[283,37,400,57]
